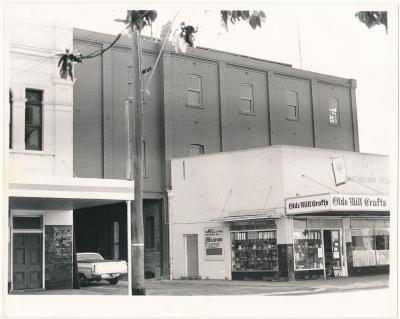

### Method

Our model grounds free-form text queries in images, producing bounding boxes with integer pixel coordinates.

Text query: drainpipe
[166,189,174,280]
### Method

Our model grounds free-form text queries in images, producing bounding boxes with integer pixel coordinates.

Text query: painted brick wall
[45,225,73,289]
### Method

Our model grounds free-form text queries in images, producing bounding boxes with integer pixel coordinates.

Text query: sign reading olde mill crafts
[286,194,389,214]
[204,227,224,260]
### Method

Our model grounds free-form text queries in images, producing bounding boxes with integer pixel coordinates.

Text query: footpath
[10,274,389,296]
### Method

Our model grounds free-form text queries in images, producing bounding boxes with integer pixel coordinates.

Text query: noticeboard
[204,227,224,260]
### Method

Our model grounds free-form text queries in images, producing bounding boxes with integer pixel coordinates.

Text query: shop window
[187,74,202,107]
[13,217,42,230]
[374,229,389,250]
[231,230,278,272]
[25,89,43,151]
[293,218,307,230]
[328,98,340,125]
[351,229,375,250]
[293,230,324,270]
[188,144,204,156]
[144,216,155,249]
[286,90,299,120]
[239,83,254,114]
[351,227,390,267]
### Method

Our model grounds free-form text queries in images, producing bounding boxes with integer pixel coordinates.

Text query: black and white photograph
[1,1,398,318]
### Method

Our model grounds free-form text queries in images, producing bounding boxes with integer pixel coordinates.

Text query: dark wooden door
[186,235,199,278]
[13,233,42,290]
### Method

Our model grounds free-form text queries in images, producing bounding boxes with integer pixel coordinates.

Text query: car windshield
[77,253,104,261]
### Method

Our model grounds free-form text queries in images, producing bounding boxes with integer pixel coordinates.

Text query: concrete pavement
[10,274,389,296]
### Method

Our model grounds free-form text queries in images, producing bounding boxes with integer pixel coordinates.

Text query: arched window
[9,89,13,149]
[188,144,205,156]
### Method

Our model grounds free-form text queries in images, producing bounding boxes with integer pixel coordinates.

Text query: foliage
[125,10,158,31]
[220,10,266,31]
[355,11,387,33]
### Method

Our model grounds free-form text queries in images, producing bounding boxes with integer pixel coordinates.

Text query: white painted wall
[8,20,74,179]
[280,146,389,199]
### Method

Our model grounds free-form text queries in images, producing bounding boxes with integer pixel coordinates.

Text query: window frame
[186,74,203,108]
[25,88,43,151]
[328,97,340,126]
[239,83,255,115]
[286,90,300,121]
[188,144,205,156]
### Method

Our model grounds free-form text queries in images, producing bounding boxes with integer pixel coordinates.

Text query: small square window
[328,98,340,125]
[240,84,254,113]
[286,90,299,120]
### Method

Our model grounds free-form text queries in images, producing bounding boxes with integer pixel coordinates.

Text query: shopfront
[169,145,390,282]
[229,219,279,280]
[286,194,390,279]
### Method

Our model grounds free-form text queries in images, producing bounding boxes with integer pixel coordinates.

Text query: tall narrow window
[328,98,340,125]
[144,216,155,249]
[240,83,254,113]
[286,90,299,120]
[187,74,202,107]
[189,144,204,156]
[9,89,13,149]
[25,89,43,150]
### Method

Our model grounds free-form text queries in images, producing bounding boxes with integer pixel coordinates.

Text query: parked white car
[77,252,128,285]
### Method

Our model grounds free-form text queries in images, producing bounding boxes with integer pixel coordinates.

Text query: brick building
[72,28,360,278]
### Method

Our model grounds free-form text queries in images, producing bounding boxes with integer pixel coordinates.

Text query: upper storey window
[187,74,202,107]
[25,89,43,151]
[189,144,205,156]
[286,90,299,120]
[240,83,254,114]
[328,98,340,125]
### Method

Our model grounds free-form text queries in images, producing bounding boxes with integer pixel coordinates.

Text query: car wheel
[79,273,88,286]
[107,278,119,285]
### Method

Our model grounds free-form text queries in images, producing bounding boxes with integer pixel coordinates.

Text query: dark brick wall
[144,200,162,277]
[45,225,73,289]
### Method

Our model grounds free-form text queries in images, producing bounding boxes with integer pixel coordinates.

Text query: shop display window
[351,223,390,267]
[231,230,278,272]
[293,230,324,270]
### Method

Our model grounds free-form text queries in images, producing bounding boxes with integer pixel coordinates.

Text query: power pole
[130,27,146,295]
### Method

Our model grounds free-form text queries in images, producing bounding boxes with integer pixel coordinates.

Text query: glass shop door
[323,229,344,277]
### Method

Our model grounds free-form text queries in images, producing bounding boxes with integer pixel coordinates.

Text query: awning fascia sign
[211,207,285,222]
[285,193,389,215]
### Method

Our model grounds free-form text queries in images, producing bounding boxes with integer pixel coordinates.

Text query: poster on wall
[204,227,224,260]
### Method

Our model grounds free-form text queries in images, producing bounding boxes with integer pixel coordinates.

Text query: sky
[5,2,398,156]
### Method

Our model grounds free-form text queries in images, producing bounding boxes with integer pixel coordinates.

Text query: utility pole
[130,27,146,295]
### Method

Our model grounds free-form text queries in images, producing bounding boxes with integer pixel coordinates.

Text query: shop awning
[285,193,389,215]
[212,207,285,222]
[8,176,135,210]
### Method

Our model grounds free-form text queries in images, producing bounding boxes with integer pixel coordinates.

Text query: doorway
[185,234,199,278]
[13,233,43,290]
[323,229,343,277]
